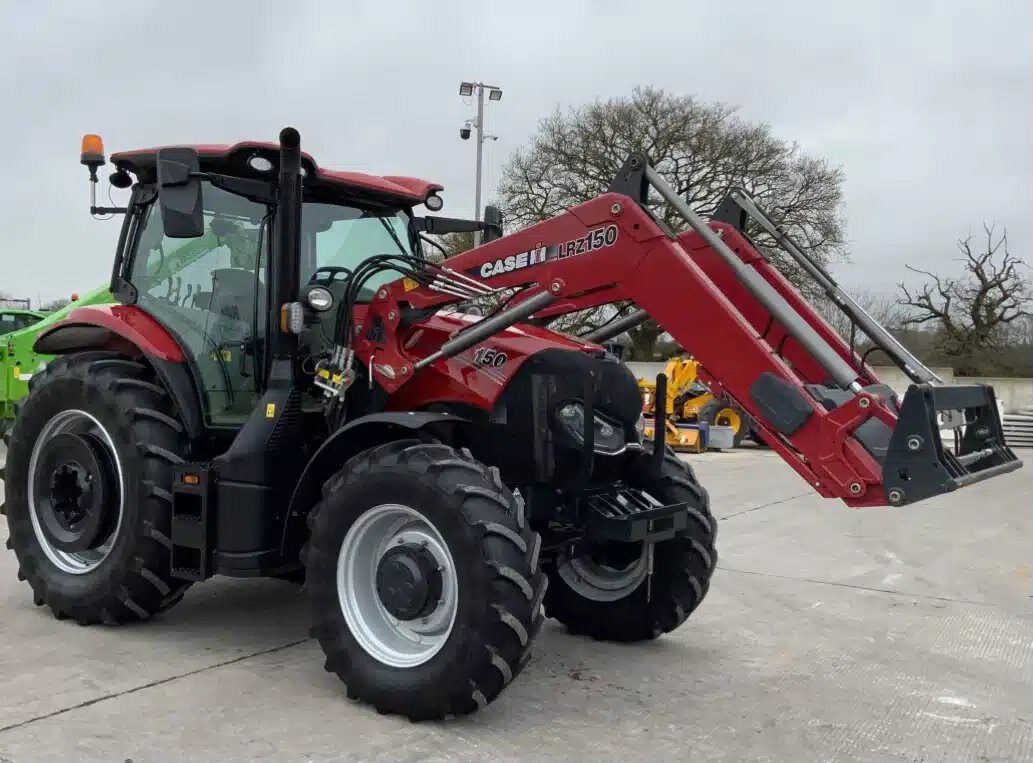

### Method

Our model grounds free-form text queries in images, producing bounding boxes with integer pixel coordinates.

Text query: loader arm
[355,155,1021,507]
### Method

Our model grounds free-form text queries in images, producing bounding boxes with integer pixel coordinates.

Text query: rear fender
[33,305,184,361]
[33,305,204,441]
[279,411,469,558]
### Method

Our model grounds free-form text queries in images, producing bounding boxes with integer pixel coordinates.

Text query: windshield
[303,203,414,301]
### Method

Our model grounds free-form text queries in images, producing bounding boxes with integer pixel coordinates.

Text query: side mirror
[156,147,204,238]
[483,205,504,243]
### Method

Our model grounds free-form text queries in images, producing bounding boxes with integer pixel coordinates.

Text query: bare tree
[497,87,846,357]
[428,231,475,263]
[898,223,1032,371]
[42,298,72,312]
[815,288,903,342]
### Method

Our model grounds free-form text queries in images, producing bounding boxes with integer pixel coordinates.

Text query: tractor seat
[209,268,265,328]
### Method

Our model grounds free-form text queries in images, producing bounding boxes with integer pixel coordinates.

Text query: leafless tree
[815,288,903,342]
[42,298,72,312]
[427,231,475,263]
[496,87,847,357]
[898,223,1032,367]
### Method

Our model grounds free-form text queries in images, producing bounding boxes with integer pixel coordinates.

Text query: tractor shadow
[55,577,311,650]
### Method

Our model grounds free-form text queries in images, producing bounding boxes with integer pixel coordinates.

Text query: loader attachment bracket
[607,153,651,207]
[882,384,1022,506]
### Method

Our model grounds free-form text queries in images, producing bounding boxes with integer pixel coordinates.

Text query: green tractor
[1,301,47,345]
[0,289,114,434]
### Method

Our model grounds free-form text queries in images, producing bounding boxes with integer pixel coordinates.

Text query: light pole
[459,81,502,247]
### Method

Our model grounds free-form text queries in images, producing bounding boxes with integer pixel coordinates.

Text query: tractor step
[580,487,688,543]
[170,465,215,581]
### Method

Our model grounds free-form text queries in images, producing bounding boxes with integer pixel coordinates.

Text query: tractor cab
[93,141,441,427]
[79,140,502,430]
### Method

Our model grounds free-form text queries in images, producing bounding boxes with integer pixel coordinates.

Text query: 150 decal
[473,346,508,367]
[469,224,619,279]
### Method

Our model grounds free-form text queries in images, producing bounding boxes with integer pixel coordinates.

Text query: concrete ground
[0,442,1030,762]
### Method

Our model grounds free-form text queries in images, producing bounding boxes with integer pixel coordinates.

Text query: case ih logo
[469,224,619,279]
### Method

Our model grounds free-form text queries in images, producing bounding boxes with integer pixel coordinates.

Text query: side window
[131,183,268,427]
[14,315,39,331]
[0,314,16,334]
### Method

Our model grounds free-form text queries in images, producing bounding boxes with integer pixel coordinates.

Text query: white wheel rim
[558,543,650,602]
[336,504,458,668]
[27,409,125,575]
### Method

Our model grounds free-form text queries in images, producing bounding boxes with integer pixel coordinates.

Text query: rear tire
[3,352,191,624]
[544,447,716,642]
[304,440,546,720]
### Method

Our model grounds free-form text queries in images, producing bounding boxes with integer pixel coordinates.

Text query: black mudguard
[278,411,468,559]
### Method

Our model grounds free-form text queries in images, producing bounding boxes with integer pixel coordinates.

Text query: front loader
[2,128,1021,720]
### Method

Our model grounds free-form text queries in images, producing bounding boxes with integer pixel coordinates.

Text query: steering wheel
[310,266,352,284]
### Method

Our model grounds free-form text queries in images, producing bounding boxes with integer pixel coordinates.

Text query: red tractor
[2,128,1020,719]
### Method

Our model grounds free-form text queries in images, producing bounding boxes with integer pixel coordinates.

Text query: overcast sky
[1,0,1029,305]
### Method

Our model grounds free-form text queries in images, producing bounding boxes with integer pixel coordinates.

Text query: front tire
[3,352,191,624]
[304,440,546,720]
[544,447,717,642]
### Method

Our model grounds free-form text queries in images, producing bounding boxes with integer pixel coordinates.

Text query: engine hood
[388,310,606,412]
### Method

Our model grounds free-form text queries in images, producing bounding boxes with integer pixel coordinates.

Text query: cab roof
[110,142,443,207]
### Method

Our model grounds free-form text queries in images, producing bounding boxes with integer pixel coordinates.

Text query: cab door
[127,183,269,428]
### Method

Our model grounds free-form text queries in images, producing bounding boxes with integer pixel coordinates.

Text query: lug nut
[888,489,904,504]
[858,397,870,409]
[611,202,622,215]
[907,436,923,451]
[849,482,863,495]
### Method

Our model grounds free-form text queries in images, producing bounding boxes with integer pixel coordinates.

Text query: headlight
[555,402,626,454]
[304,285,334,312]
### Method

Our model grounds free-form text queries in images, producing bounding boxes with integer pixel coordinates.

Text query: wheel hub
[375,543,443,621]
[32,431,118,554]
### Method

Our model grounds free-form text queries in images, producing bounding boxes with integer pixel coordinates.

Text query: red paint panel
[36,305,184,362]
[381,176,444,199]
[386,312,593,412]
[110,143,440,204]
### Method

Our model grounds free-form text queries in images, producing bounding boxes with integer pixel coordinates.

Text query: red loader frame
[354,154,1021,507]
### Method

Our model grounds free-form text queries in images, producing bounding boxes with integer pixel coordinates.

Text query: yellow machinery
[639,357,749,450]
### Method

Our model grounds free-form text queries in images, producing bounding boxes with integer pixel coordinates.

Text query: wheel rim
[716,407,742,433]
[558,541,650,602]
[336,504,458,668]
[27,410,125,575]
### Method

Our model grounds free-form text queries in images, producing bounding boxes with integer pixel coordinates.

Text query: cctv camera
[459,126,472,140]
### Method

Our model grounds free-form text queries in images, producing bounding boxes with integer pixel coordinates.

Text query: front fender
[279,411,469,558]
